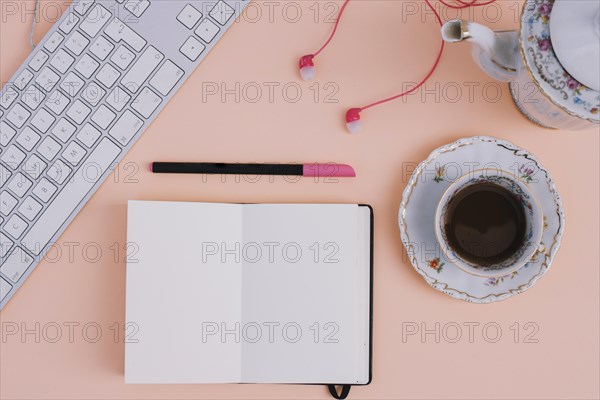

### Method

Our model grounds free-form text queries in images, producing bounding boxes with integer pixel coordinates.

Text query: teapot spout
[441,19,519,82]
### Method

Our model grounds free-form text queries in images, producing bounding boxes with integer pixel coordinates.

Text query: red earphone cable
[313,0,351,57]
[357,0,497,113]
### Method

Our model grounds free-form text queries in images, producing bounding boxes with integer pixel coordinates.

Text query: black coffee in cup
[444,183,527,267]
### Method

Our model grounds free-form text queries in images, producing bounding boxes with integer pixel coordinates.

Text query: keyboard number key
[59,13,80,34]
[6,104,31,128]
[0,121,17,146]
[28,50,49,72]
[43,31,64,53]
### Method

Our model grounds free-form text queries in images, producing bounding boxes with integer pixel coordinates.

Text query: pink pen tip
[149,162,153,172]
[302,163,356,178]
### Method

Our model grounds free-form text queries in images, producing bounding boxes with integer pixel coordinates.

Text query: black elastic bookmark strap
[328,384,351,399]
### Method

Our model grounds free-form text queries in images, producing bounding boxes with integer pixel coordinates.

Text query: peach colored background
[1,0,599,399]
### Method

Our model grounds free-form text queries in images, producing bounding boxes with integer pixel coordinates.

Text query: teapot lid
[550,0,600,91]
[520,0,599,122]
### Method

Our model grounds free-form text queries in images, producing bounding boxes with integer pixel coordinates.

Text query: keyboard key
[76,123,101,148]
[47,159,72,184]
[1,146,26,170]
[51,118,77,142]
[195,18,220,43]
[75,54,100,78]
[124,0,150,17]
[7,172,33,197]
[43,31,64,52]
[28,50,49,72]
[30,108,56,133]
[121,46,163,93]
[0,278,12,302]
[0,165,11,187]
[90,36,114,60]
[50,49,75,73]
[80,4,111,37]
[80,82,105,106]
[0,247,33,283]
[5,214,28,239]
[0,122,17,146]
[18,196,43,221]
[132,87,161,118]
[38,136,61,161]
[16,127,41,151]
[91,104,116,129]
[60,71,85,96]
[1,87,19,110]
[21,85,45,110]
[6,104,31,128]
[0,233,13,258]
[149,60,184,96]
[14,69,34,90]
[177,4,202,29]
[64,31,90,56]
[111,45,136,70]
[62,142,87,165]
[106,86,131,111]
[0,277,12,302]
[109,110,143,145]
[32,178,57,202]
[35,67,60,93]
[0,191,18,215]
[105,17,147,52]
[59,12,80,34]
[96,63,120,88]
[209,0,235,25]
[73,0,96,15]
[22,138,121,255]
[22,154,47,180]
[66,100,92,124]
[46,90,71,114]
[179,36,204,61]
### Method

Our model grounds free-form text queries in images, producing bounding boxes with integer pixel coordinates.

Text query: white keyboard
[0,0,248,308]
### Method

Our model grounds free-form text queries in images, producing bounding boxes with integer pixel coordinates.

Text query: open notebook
[125,201,373,385]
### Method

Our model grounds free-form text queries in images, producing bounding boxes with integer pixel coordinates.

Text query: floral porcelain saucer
[398,136,565,303]
[520,0,600,122]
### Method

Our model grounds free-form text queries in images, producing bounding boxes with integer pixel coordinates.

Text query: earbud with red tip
[299,55,316,81]
[345,108,362,134]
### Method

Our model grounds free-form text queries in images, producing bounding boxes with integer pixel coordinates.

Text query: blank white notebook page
[125,201,370,384]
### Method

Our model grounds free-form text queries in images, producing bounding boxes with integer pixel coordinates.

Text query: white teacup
[435,169,544,278]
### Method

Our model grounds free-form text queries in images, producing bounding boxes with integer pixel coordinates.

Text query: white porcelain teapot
[441,0,600,130]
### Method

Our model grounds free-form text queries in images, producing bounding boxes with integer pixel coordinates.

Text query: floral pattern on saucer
[520,0,600,122]
[398,136,565,303]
